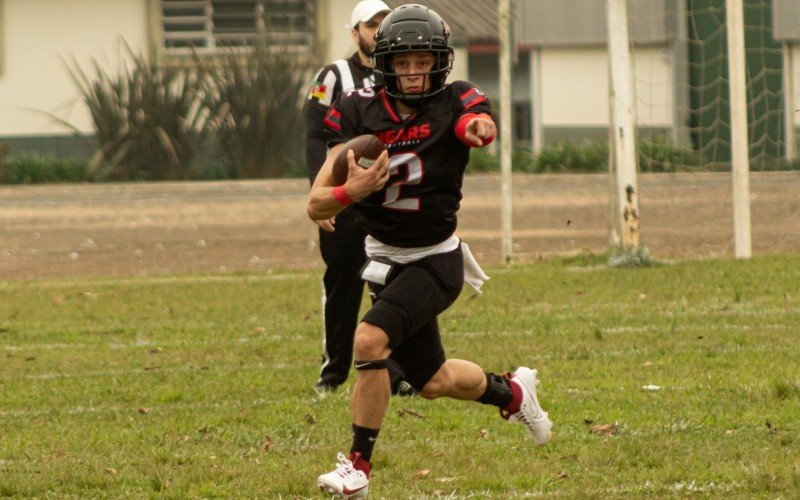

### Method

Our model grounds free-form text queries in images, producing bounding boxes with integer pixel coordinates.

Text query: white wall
[540,46,672,128]
[324,0,360,62]
[0,0,149,136]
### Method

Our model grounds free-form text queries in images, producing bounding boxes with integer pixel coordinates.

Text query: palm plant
[66,45,220,180]
[202,37,322,178]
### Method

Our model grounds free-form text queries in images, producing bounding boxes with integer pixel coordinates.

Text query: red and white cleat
[502,367,553,445]
[317,452,370,498]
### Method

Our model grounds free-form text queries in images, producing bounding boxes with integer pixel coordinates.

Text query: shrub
[527,137,713,174]
[467,148,538,173]
[532,140,608,173]
[749,156,800,171]
[0,153,94,184]
[512,149,537,173]
[201,39,323,178]
[466,147,499,172]
[0,142,9,167]
[637,135,707,172]
[66,44,219,181]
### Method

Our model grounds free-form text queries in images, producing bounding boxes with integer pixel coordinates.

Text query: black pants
[317,207,367,387]
[362,247,464,391]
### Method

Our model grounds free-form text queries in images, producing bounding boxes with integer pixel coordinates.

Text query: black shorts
[362,246,464,391]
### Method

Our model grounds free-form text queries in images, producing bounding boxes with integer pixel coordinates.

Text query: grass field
[2,254,800,498]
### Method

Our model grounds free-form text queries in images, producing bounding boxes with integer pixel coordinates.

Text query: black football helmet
[372,4,454,108]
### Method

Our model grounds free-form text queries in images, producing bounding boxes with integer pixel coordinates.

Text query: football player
[307,4,553,497]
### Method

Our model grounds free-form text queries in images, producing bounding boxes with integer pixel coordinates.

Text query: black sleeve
[306,103,329,184]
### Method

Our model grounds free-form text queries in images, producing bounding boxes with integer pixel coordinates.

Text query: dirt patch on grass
[1,172,798,280]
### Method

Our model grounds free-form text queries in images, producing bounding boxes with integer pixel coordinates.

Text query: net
[630,0,790,172]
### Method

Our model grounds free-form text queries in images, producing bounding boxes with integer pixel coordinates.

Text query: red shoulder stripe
[460,88,487,110]
[323,108,342,131]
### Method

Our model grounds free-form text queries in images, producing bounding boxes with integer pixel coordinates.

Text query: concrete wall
[322,0,359,62]
[540,46,672,127]
[0,0,150,137]
[773,0,800,42]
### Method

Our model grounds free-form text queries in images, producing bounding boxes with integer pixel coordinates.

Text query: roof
[383,0,502,45]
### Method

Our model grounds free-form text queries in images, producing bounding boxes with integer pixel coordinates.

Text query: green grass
[1,255,800,497]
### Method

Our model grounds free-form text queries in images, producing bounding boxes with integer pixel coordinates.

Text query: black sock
[476,372,514,408]
[350,424,380,462]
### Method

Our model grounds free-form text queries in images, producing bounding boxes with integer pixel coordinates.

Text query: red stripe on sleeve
[465,95,487,110]
[460,89,475,100]
[323,108,342,131]
[461,88,488,110]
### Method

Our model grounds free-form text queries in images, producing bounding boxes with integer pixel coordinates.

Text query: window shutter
[162,0,214,49]
[213,0,259,47]
[161,0,315,52]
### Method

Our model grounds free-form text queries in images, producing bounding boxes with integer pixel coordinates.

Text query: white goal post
[606,0,640,250]
[607,0,755,258]
[725,0,753,258]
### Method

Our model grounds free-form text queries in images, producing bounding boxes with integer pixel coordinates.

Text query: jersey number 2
[384,152,423,211]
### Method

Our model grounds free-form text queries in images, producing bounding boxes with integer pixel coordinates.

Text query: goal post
[499,0,513,263]
[605,0,791,258]
[725,0,752,258]
[606,0,640,251]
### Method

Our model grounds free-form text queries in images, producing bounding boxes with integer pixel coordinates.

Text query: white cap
[350,0,391,29]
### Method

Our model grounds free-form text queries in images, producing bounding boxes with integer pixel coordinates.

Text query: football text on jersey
[375,124,431,148]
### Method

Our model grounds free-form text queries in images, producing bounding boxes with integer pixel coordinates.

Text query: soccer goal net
[602,0,799,259]
[628,0,793,172]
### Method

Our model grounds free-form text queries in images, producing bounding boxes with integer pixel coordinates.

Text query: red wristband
[455,112,495,147]
[331,185,353,206]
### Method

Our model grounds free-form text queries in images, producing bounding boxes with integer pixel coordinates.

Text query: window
[161,0,315,52]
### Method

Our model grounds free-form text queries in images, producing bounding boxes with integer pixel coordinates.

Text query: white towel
[461,241,490,294]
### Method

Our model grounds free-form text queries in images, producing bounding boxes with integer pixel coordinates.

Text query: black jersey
[306,53,378,183]
[324,81,492,248]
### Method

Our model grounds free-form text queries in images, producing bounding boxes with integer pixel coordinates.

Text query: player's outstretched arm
[455,113,497,148]
[307,146,390,221]
[464,116,497,147]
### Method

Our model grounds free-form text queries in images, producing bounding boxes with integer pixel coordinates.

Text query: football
[331,134,386,186]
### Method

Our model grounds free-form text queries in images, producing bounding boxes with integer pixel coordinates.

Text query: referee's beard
[358,35,375,62]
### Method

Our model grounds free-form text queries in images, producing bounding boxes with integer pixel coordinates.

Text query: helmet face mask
[372,4,454,108]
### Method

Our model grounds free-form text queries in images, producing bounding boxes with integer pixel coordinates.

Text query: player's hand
[315,218,335,232]
[343,149,390,202]
[465,117,497,147]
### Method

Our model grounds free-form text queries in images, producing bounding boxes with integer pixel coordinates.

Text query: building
[0,0,797,161]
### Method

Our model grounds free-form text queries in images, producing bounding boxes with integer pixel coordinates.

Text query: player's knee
[420,377,447,400]
[353,323,390,360]
[419,384,441,400]
[419,365,453,400]
[420,362,483,400]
